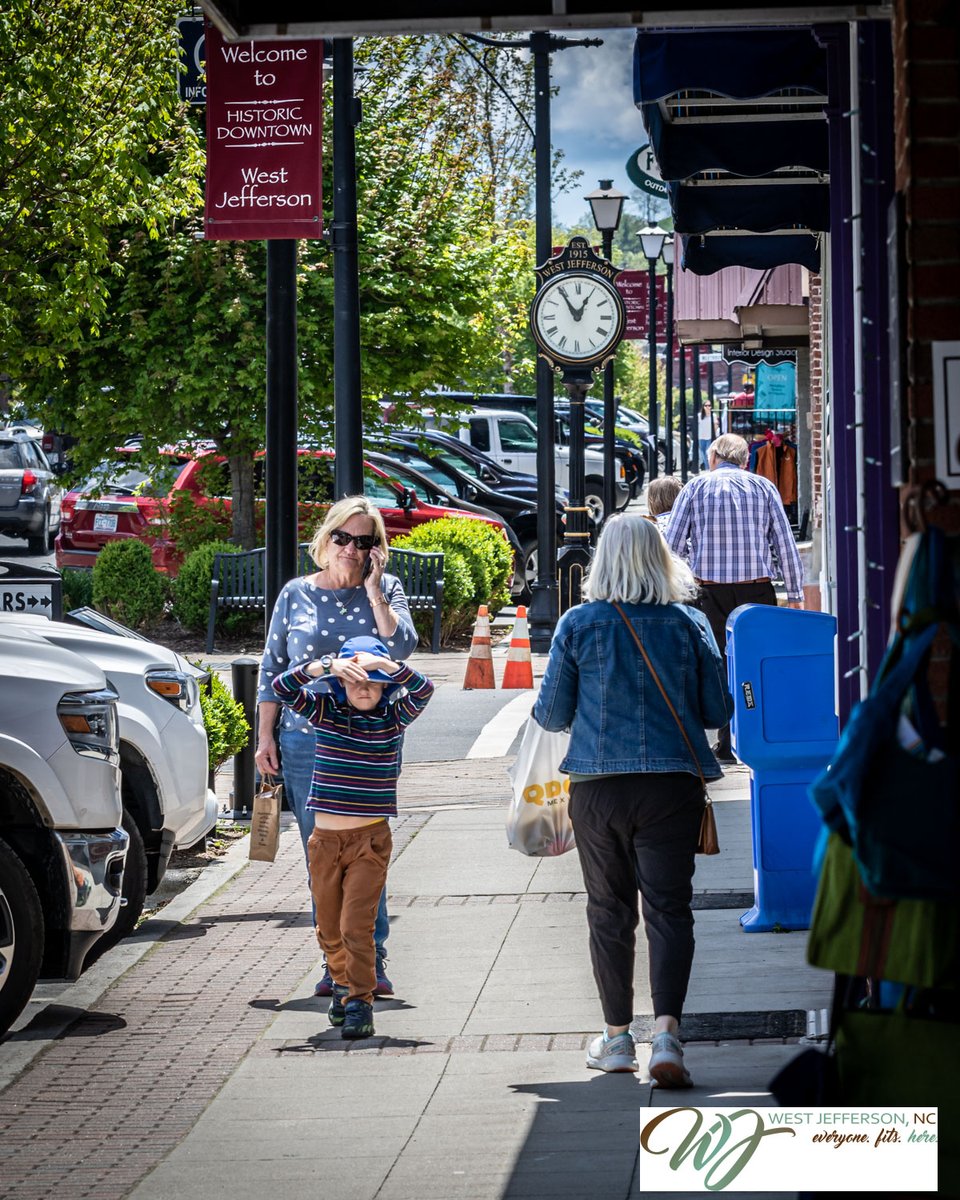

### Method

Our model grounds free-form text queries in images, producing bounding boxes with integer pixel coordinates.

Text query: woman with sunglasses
[255,496,418,998]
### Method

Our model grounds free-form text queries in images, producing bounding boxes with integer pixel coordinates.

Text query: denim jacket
[533,599,734,780]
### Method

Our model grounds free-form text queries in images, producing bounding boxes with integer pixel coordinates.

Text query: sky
[548,29,654,228]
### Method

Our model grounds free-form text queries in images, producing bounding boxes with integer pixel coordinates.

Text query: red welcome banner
[204,21,323,240]
[615,271,667,340]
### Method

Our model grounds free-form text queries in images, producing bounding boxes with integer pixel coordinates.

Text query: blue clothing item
[258,574,418,735]
[279,726,389,950]
[699,438,711,469]
[533,599,733,780]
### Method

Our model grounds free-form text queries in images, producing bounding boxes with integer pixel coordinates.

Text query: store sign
[177,17,206,106]
[614,271,667,340]
[0,562,62,620]
[203,20,323,240]
[625,144,668,199]
[932,340,960,485]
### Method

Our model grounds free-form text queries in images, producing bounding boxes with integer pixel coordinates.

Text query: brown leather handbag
[613,603,720,855]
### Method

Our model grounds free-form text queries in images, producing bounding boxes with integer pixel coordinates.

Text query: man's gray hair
[709,433,749,466]
[583,513,698,606]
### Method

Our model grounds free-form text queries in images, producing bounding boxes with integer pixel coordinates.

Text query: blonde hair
[308,496,389,570]
[709,433,749,467]
[583,513,697,605]
[646,476,683,518]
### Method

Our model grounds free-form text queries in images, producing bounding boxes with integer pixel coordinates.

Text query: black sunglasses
[330,529,380,550]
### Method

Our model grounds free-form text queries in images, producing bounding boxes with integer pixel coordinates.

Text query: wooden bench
[206,544,443,654]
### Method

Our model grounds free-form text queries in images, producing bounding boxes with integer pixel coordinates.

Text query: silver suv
[0,430,62,554]
[0,613,216,959]
[0,627,127,1037]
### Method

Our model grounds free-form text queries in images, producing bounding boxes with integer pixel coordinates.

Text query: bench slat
[206,544,444,654]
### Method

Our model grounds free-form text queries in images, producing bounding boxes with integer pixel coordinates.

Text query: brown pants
[307,821,392,1005]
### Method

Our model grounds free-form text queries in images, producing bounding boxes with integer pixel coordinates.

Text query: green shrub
[172,539,238,632]
[61,567,94,612]
[92,540,167,629]
[392,517,513,644]
[198,670,250,771]
[166,488,233,557]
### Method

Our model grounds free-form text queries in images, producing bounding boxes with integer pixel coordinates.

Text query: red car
[55,446,509,575]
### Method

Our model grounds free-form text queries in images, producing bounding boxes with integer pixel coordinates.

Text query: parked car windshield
[78,458,187,498]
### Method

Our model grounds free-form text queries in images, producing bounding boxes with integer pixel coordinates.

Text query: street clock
[530,237,627,377]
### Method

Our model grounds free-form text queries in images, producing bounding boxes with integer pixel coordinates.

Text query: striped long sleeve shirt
[271,664,434,818]
[664,462,804,601]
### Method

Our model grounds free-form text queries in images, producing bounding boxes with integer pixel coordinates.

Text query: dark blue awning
[633,28,827,103]
[680,233,821,275]
[670,180,830,234]
[641,101,829,181]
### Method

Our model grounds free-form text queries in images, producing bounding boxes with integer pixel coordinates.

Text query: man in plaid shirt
[664,433,803,763]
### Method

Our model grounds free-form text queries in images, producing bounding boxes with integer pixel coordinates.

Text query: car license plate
[93,513,118,533]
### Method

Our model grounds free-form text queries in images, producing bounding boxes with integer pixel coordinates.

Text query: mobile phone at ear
[363,554,374,580]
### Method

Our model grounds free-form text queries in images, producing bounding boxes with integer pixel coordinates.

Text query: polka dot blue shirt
[257,573,419,734]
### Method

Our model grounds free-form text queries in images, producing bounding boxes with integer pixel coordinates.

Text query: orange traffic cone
[463,604,495,689]
[501,605,534,689]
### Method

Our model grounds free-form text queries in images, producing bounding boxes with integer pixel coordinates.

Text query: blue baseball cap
[328,636,402,702]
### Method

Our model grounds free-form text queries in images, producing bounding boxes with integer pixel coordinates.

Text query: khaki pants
[307,821,392,1005]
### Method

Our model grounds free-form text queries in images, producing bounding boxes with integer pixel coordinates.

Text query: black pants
[569,774,704,1027]
[697,580,777,753]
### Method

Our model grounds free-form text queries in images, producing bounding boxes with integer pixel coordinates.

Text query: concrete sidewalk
[0,704,831,1200]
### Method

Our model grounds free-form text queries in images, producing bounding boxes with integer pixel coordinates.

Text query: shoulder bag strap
[612,601,707,793]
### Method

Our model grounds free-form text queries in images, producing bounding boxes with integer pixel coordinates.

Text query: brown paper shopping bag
[249,777,282,862]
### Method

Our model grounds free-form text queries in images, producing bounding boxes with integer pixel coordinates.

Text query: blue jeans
[699,438,711,469]
[279,727,389,955]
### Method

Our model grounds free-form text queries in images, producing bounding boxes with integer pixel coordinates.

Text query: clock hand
[557,285,579,317]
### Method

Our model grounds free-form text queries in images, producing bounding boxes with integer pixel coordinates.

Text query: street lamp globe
[585,179,627,234]
[661,236,675,267]
[638,224,667,263]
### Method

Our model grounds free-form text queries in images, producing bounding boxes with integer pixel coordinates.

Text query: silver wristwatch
[319,655,334,674]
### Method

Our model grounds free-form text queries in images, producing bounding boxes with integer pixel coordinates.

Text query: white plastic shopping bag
[506,717,576,856]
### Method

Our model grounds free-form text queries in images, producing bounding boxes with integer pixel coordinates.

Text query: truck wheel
[0,836,44,1039]
[82,809,147,967]
[584,478,605,524]
[27,508,52,555]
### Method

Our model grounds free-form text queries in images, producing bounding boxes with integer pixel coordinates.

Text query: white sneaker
[586,1031,639,1073]
[648,1031,693,1088]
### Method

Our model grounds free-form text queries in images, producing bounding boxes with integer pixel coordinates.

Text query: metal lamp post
[662,236,681,480]
[584,180,626,524]
[638,226,666,480]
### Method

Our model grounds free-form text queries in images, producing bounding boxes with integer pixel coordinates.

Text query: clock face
[532,273,625,364]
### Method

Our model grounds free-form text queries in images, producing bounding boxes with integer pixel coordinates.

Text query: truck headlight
[57,688,119,762]
[145,669,201,718]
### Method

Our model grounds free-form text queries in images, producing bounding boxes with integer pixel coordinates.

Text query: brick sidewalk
[0,813,428,1200]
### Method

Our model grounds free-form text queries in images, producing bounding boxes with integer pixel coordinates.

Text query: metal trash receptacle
[726,605,839,932]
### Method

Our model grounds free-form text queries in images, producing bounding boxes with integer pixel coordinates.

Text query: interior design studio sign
[204,20,322,240]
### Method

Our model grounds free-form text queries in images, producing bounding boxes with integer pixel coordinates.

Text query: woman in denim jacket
[534,514,733,1086]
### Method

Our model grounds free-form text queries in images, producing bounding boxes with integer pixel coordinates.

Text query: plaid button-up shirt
[664,463,803,601]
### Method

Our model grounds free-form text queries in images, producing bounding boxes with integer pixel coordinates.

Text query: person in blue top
[534,513,733,1087]
[255,496,419,999]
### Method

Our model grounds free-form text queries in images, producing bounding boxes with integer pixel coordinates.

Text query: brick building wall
[894,0,960,530]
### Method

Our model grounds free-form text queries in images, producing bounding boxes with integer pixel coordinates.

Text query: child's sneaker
[648,1031,693,1088]
[341,999,375,1040]
[327,984,349,1027]
[586,1031,638,1073]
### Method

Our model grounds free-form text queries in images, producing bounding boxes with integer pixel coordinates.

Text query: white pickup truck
[0,627,128,1037]
[442,409,630,522]
[0,612,217,961]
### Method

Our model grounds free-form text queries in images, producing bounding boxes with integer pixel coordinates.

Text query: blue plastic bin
[726,605,839,931]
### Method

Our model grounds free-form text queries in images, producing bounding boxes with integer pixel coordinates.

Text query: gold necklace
[332,585,361,616]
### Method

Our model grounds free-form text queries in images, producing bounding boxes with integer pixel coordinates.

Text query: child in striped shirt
[272,635,434,1040]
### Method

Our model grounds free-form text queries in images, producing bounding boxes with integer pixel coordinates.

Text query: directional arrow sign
[0,584,55,615]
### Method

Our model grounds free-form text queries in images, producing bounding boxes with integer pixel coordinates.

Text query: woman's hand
[255,732,280,776]
[364,545,387,600]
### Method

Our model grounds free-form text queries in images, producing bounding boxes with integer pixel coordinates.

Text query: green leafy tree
[0,0,203,371]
